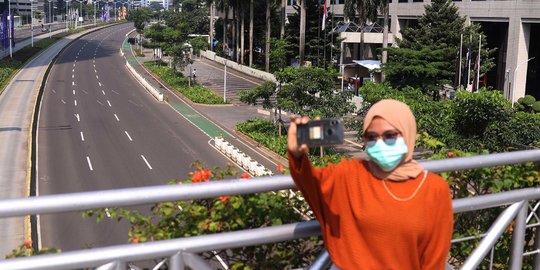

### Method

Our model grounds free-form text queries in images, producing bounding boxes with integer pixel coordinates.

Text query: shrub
[144,61,227,104]
[85,164,321,269]
[532,101,540,113]
[452,89,512,139]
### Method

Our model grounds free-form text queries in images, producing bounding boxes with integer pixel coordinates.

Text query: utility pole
[31,0,34,47]
[8,0,12,58]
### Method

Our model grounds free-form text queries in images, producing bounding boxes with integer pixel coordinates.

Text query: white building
[284,0,540,101]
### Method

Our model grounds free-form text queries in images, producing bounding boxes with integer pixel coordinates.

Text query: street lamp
[511,57,535,108]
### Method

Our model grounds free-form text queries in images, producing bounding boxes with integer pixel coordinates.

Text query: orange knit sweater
[289,152,453,270]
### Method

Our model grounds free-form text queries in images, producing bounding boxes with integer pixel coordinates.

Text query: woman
[288,99,453,270]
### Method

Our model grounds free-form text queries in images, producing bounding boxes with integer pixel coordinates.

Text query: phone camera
[331,120,338,125]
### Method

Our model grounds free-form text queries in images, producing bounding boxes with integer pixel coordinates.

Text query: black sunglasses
[363,130,401,146]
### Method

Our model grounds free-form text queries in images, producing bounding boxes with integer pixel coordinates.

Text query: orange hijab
[362,99,424,181]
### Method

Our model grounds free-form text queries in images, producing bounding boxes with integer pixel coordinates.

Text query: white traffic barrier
[125,60,164,102]
[214,137,273,176]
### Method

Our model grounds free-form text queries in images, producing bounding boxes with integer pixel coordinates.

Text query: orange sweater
[289,152,453,270]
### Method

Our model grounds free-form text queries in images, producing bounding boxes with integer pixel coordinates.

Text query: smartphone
[296,118,344,147]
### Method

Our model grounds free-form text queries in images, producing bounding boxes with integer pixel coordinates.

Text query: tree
[379,0,390,81]
[275,67,355,117]
[285,0,343,68]
[383,0,495,93]
[344,0,377,60]
[128,7,152,32]
[265,0,271,72]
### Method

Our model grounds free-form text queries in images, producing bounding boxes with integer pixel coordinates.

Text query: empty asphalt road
[37,23,238,252]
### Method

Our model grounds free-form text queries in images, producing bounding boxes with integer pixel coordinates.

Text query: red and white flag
[322,0,329,30]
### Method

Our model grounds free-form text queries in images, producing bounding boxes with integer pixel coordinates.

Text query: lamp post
[8,0,12,58]
[65,0,69,30]
[511,57,535,108]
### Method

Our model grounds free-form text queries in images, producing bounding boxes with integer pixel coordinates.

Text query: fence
[0,149,539,270]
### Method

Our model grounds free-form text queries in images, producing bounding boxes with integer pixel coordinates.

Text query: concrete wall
[200,50,276,82]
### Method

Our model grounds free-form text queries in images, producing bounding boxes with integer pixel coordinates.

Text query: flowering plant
[84,161,321,269]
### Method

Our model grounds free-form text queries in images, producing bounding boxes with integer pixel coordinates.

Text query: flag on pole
[322,0,328,31]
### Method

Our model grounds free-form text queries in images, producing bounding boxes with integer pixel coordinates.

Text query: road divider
[125,59,164,102]
[214,136,272,177]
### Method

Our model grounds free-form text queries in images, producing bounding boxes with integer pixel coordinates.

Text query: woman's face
[364,117,401,145]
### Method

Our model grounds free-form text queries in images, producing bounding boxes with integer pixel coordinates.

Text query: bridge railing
[0,149,539,270]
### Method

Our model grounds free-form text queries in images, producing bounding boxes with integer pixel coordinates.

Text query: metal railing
[0,149,539,270]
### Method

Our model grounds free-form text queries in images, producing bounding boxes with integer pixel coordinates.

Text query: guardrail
[0,149,539,269]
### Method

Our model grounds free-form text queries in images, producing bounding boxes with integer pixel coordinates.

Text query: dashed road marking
[72,81,75,86]
[102,90,106,95]
[75,114,80,122]
[107,100,112,107]
[80,132,85,141]
[96,75,99,79]
[114,114,119,121]
[99,82,102,87]
[61,99,66,104]
[141,155,152,170]
[96,100,104,106]
[74,99,77,106]
[86,156,94,171]
[73,90,76,95]
[125,131,133,141]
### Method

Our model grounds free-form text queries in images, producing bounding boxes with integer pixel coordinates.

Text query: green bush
[236,118,342,167]
[144,61,228,104]
[532,101,540,113]
[85,165,322,269]
[452,89,512,139]
[521,95,536,106]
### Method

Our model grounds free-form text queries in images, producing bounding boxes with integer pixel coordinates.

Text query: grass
[144,60,228,105]
[236,118,342,167]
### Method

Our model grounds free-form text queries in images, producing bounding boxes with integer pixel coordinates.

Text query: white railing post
[169,252,184,270]
[509,201,528,270]
[462,201,525,270]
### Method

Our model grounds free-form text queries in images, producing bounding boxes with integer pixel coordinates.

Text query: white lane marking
[125,131,133,141]
[111,90,120,95]
[99,82,102,87]
[102,90,106,95]
[141,155,153,170]
[74,59,77,63]
[73,63,75,67]
[96,100,104,106]
[94,69,97,73]
[107,100,112,107]
[80,132,85,141]
[74,99,77,106]
[72,69,74,73]
[72,74,74,79]
[114,114,120,121]
[86,156,94,171]
[72,81,75,86]
[51,89,56,94]
[96,75,99,79]
[61,99,66,104]
[75,114,80,122]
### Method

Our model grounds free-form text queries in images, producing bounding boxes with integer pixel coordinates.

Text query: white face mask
[366,137,408,171]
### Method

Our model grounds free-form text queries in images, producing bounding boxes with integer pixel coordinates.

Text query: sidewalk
[124,41,366,162]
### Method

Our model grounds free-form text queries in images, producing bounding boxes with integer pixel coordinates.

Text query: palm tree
[209,0,215,51]
[265,0,271,72]
[249,0,253,66]
[344,0,377,60]
[379,0,390,81]
[299,0,306,65]
[280,0,285,38]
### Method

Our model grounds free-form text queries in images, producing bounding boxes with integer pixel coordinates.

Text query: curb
[29,22,123,251]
